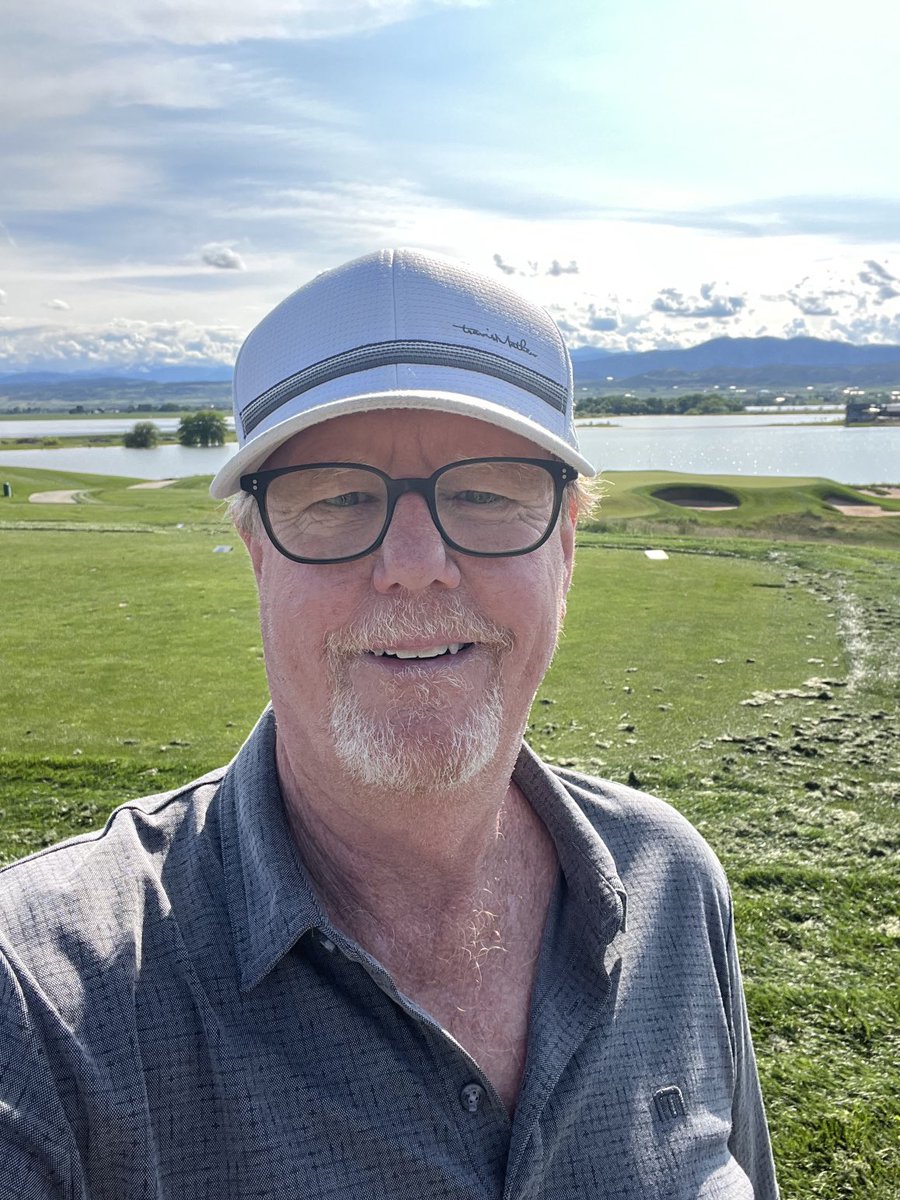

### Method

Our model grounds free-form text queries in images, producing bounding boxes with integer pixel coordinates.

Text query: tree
[123,421,161,448]
[178,410,227,447]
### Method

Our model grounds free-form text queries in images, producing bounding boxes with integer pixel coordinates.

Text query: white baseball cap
[210,248,596,499]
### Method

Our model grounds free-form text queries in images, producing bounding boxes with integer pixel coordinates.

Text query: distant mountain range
[570,336,900,388]
[2,336,900,395]
[0,365,233,386]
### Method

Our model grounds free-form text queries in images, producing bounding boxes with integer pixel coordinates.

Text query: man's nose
[371,493,461,593]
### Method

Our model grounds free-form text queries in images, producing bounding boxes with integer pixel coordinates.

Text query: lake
[0,413,896,485]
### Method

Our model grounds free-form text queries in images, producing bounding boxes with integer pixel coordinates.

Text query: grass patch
[1,467,898,1198]
[589,471,900,548]
[533,547,844,766]
[0,431,238,450]
[0,526,268,760]
[0,466,231,527]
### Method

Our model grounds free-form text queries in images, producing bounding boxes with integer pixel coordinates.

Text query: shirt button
[460,1082,485,1113]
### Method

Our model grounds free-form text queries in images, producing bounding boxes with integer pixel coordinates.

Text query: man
[0,250,778,1197]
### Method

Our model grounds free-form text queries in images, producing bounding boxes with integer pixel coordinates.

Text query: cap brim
[209,389,596,498]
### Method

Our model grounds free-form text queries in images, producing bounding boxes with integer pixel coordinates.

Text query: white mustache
[325,594,514,659]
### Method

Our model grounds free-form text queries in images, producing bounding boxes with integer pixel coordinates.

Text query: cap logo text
[452,323,538,358]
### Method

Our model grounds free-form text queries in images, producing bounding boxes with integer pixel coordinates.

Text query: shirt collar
[513,741,627,948]
[221,710,627,992]
[220,708,331,992]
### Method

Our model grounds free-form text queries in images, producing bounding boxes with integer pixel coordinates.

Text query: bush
[123,421,161,449]
[177,410,227,447]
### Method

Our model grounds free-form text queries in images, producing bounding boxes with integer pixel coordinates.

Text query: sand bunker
[127,479,177,490]
[859,486,900,500]
[28,490,83,504]
[824,495,900,518]
[653,485,740,511]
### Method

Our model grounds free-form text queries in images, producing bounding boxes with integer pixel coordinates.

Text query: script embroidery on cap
[452,323,538,358]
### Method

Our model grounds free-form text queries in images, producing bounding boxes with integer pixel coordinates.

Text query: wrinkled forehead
[262,408,553,473]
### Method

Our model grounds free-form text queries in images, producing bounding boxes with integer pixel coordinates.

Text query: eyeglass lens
[262,460,558,560]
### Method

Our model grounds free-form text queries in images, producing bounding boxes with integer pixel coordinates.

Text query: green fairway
[586,470,900,548]
[0,465,229,526]
[537,547,844,765]
[1,466,898,1198]
[1,526,268,760]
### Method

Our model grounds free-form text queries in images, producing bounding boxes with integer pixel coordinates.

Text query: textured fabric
[0,710,778,1198]
[210,248,594,499]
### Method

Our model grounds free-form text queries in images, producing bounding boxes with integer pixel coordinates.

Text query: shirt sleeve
[0,943,80,1200]
[724,903,780,1200]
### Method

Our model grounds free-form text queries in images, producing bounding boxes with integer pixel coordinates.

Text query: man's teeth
[370,644,466,659]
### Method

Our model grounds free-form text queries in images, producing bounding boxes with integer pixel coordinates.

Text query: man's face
[243,409,576,794]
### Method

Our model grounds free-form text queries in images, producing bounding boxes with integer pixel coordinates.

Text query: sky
[2,0,900,374]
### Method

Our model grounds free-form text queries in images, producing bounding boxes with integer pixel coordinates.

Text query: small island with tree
[121,410,230,451]
[123,421,161,448]
[177,410,228,447]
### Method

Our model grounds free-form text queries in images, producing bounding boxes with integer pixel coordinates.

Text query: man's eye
[456,489,507,505]
[319,491,379,508]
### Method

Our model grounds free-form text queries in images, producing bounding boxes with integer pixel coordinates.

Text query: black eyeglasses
[240,457,576,564]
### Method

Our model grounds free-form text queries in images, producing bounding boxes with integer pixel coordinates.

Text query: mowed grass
[0,465,227,527]
[0,527,836,763]
[1,527,267,760]
[536,546,843,764]
[1,466,898,1198]
[588,470,900,548]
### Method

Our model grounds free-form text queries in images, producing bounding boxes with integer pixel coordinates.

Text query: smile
[367,643,474,660]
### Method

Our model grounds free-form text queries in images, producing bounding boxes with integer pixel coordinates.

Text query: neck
[275,727,560,1116]
[274,731,551,972]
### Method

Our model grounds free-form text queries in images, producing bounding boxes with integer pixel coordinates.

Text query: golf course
[1,464,897,1198]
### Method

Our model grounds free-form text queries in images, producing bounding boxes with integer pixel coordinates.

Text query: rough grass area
[539,540,899,1200]
[1,467,898,1198]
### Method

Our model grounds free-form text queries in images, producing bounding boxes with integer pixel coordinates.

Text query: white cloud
[537,251,900,353]
[585,307,617,332]
[0,289,7,305]
[7,0,488,47]
[44,298,70,311]
[858,260,900,303]
[221,178,482,256]
[786,287,842,318]
[651,283,746,320]
[2,149,157,213]
[0,51,226,126]
[830,310,900,344]
[485,253,586,280]
[546,259,579,277]
[0,317,242,370]
[201,244,246,270]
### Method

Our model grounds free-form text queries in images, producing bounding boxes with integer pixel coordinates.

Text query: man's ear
[238,525,266,581]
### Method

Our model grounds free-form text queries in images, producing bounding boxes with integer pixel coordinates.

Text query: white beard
[325,594,512,793]
[329,666,504,792]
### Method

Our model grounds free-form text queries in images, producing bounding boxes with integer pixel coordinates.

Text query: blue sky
[2,0,899,372]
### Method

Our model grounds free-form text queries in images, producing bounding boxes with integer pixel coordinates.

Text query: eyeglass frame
[240,456,578,565]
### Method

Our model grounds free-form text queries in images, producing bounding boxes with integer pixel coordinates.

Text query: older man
[0,250,778,1198]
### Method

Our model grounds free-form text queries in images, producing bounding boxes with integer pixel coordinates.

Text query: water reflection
[0,416,896,485]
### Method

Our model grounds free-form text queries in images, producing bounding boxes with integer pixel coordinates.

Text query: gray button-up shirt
[0,710,778,1198]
